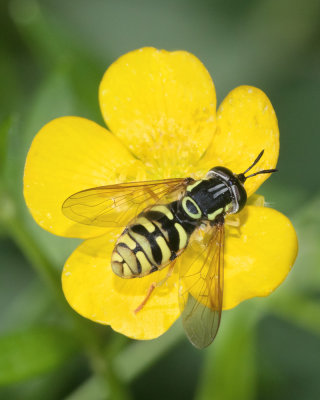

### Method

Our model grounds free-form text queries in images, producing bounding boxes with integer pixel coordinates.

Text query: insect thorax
[184,177,234,221]
[111,169,247,279]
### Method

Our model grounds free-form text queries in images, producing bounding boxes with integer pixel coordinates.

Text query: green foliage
[0,326,78,386]
[0,0,319,399]
[195,304,259,400]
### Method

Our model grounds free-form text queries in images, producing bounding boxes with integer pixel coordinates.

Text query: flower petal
[99,47,216,177]
[24,116,146,238]
[223,205,298,309]
[62,231,180,340]
[62,205,297,337]
[199,86,279,195]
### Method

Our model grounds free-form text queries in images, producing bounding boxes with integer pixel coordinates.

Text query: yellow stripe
[117,245,138,275]
[207,207,223,221]
[118,233,136,250]
[111,261,123,277]
[156,236,171,264]
[129,230,156,265]
[153,220,169,241]
[174,222,188,249]
[187,180,201,191]
[136,216,155,233]
[136,251,152,274]
[111,252,123,262]
[150,205,174,220]
[122,263,132,277]
[182,196,202,219]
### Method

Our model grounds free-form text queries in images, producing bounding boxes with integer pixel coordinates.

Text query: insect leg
[134,261,176,314]
[225,216,240,227]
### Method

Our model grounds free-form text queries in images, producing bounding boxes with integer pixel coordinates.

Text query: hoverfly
[62,150,277,349]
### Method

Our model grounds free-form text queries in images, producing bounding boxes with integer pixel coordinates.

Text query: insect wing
[178,221,224,349]
[62,178,188,227]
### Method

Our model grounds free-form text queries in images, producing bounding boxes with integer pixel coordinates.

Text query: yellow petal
[199,86,279,195]
[223,205,298,309]
[24,116,146,238]
[62,232,180,340]
[99,47,216,178]
[62,204,297,338]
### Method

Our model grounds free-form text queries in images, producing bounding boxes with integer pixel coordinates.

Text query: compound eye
[229,183,247,214]
[205,170,215,179]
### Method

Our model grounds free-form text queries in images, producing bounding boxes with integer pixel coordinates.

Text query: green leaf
[23,67,77,149]
[0,116,12,178]
[3,69,81,267]
[0,326,78,386]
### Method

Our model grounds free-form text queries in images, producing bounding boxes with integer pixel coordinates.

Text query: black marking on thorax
[169,201,199,235]
[187,178,232,218]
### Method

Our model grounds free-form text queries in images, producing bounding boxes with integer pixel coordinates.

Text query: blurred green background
[0,0,320,399]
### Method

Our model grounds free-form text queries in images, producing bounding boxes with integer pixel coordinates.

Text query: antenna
[237,150,278,183]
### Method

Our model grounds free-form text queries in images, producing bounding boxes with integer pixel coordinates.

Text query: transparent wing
[62,178,190,227]
[178,220,224,349]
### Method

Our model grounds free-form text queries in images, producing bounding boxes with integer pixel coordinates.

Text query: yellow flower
[24,48,298,340]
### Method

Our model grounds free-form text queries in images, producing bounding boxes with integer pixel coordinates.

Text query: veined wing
[178,219,224,349]
[62,178,190,227]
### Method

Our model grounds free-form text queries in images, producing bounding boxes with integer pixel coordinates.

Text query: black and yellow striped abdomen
[111,203,196,278]
[111,173,239,278]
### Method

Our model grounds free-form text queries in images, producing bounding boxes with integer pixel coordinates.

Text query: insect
[62,150,277,349]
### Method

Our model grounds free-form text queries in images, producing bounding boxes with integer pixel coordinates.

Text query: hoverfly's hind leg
[134,261,176,314]
[134,284,156,314]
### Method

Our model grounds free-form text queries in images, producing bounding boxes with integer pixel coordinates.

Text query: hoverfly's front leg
[134,261,176,314]
[225,216,240,227]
